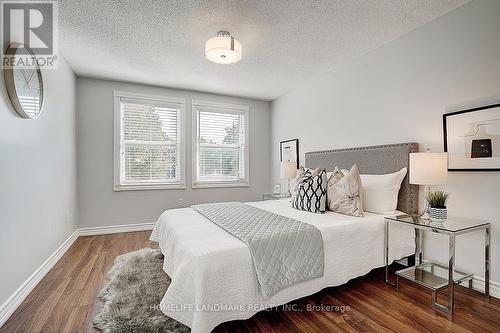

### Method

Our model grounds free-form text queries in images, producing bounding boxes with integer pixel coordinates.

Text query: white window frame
[113,90,186,191]
[192,99,250,188]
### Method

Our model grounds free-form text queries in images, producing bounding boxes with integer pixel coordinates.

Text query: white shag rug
[93,248,190,333]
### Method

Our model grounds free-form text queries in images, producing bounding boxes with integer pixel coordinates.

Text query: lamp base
[420,185,431,220]
[420,211,431,220]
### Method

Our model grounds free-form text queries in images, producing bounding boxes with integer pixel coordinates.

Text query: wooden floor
[1,231,499,333]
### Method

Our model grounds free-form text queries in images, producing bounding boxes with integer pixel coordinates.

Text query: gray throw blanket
[191,202,324,297]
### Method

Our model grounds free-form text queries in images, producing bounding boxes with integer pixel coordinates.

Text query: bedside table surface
[385,214,490,234]
[263,194,291,198]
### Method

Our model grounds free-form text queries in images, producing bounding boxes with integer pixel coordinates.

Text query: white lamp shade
[280,161,297,179]
[205,35,242,64]
[409,152,448,185]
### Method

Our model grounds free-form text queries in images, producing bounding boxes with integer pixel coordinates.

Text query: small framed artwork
[273,184,281,195]
[443,103,500,171]
[280,139,299,169]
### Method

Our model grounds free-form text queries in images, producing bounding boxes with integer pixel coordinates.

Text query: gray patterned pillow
[291,169,327,213]
[291,166,321,201]
[327,165,363,217]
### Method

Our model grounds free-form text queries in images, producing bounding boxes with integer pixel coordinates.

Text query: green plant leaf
[425,189,449,208]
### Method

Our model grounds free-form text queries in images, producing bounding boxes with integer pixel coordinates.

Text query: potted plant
[425,190,449,222]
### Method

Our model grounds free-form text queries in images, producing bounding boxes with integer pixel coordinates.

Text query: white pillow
[360,168,407,214]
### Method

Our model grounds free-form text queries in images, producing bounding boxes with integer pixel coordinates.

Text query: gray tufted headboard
[305,142,419,214]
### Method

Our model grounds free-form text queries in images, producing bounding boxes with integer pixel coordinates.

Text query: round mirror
[3,43,44,119]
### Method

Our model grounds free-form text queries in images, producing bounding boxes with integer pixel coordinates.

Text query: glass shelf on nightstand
[396,262,473,291]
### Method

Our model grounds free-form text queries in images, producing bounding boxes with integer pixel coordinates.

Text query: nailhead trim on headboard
[305,142,419,215]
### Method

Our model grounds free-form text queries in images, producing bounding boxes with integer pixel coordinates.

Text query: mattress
[150,199,415,333]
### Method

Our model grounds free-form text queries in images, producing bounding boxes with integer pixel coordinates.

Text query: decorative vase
[428,207,447,221]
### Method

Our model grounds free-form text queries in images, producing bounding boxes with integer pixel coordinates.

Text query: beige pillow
[327,166,344,186]
[327,165,363,217]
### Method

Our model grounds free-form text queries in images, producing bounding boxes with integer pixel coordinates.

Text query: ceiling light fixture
[204,31,242,64]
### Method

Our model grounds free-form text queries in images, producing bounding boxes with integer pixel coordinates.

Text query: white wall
[0,58,78,304]
[76,77,271,228]
[271,0,500,284]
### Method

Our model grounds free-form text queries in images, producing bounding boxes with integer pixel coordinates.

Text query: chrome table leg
[431,234,455,315]
[385,220,396,286]
[485,226,490,299]
[415,228,423,265]
[448,234,455,314]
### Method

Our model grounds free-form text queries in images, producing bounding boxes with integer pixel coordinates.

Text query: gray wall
[271,0,500,283]
[77,77,271,228]
[0,58,78,304]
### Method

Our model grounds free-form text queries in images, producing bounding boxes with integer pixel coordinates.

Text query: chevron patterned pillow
[291,169,328,213]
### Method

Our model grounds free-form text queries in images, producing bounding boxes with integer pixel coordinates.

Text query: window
[114,91,185,190]
[192,100,249,188]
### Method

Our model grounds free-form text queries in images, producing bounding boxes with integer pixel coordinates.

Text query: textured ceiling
[59,0,470,101]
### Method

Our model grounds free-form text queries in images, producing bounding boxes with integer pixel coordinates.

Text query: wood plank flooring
[1,231,499,333]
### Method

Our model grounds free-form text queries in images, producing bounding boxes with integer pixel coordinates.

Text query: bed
[150,142,419,333]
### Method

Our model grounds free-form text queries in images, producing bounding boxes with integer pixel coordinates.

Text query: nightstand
[384,215,491,315]
[262,193,291,200]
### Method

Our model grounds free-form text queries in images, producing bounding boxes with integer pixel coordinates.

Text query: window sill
[192,182,250,189]
[114,183,186,191]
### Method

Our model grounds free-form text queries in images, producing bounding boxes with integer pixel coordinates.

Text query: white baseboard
[0,230,79,328]
[460,276,500,299]
[0,222,155,328]
[78,222,155,236]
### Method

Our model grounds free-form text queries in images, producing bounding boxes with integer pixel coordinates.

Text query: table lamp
[280,161,297,196]
[409,149,448,219]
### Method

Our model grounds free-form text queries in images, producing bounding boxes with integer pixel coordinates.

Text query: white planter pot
[429,207,447,221]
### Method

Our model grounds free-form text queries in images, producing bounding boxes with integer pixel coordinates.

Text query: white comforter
[150,200,414,333]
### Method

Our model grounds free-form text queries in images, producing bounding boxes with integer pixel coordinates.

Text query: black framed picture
[280,139,299,169]
[443,103,500,171]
